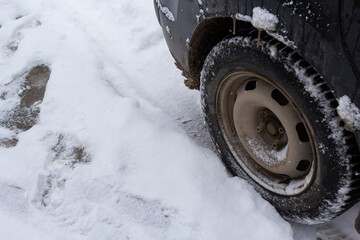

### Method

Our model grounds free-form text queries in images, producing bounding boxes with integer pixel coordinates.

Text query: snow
[246,137,287,166]
[234,13,252,23]
[234,7,296,49]
[269,45,278,58]
[235,7,278,31]
[337,95,360,131]
[251,7,278,31]
[166,25,171,35]
[282,1,294,7]
[0,0,295,239]
[155,0,175,22]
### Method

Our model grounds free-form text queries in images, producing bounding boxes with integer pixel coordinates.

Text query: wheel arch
[186,17,254,90]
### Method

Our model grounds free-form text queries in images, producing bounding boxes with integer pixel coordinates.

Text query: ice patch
[337,95,360,131]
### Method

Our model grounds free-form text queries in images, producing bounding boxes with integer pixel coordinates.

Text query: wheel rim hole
[245,80,257,91]
[271,89,289,106]
[296,160,311,172]
[296,122,309,142]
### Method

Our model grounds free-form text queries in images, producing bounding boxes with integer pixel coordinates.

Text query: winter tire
[200,32,360,224]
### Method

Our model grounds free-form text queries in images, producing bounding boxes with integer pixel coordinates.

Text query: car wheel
[200,32,360,224]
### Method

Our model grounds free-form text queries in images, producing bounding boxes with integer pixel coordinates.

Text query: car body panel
[341,0,360,105]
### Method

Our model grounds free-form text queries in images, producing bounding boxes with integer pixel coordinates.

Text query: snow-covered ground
[0,0,358,239]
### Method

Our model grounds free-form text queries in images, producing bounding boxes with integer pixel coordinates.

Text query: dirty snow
[337,95,360,131]
[0,0,295,239]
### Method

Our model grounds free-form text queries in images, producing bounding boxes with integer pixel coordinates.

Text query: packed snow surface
[0,0,294,239]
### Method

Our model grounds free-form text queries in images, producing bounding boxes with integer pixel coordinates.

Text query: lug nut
[262,111,268,117]
[272,143,278,149]
[256,123,265,133]
[279,127,284,134]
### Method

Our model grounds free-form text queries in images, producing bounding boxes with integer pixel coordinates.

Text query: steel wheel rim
[217,71,316,196]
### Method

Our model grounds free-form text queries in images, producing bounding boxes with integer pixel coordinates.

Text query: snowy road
[0,0,358,239]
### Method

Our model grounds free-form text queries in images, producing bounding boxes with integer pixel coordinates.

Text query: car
[154,0,360,225]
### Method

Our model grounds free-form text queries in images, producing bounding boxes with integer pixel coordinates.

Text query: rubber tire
[200,34,360,224]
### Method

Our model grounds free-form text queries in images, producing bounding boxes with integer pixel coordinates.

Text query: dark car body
[154,0,360,146]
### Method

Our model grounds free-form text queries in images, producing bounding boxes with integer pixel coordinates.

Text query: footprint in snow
[115,193,177,229]
[35,133,91,208]
[0,182,28,214]
[0,65,51,147]
[5,17,41,53]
